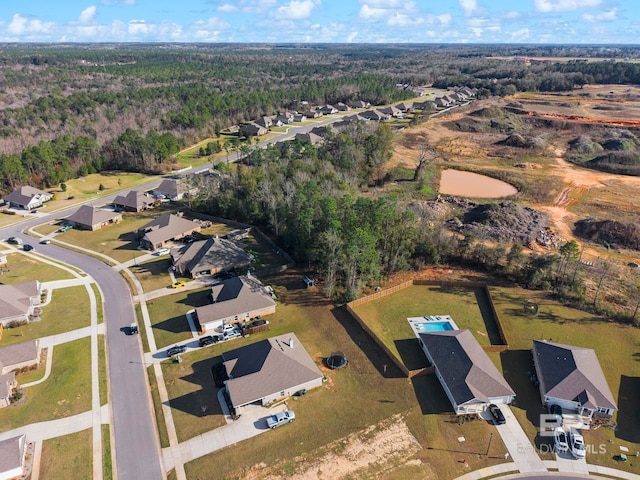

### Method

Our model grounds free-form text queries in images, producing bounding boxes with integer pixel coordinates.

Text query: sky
[0,0,638,44]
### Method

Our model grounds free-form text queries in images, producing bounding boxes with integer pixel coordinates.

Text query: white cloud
[347,31,358,42]
[534,0,601,13]
[359,1,417,23]
[276,0,318,20]
[503,11,520,19]
[511,28,530,41]
[7,14,55,36]
[217,4,237,13]
[583,8,617,22]
[459,0,477,16]
[79,6,97,24]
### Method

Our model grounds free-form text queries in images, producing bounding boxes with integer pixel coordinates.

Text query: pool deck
[408,315,459,337]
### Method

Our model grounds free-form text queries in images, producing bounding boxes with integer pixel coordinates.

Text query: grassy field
[163,270,510,479]
[490,286,640,474]
[146,287,210,349]
[0,252,74,283]
[0,337,91,430]
[40,428,92,480]
[351,284,491,369]
[0,285,91,347]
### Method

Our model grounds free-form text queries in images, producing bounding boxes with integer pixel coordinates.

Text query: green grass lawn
[99,335,108,406]
[102,424,113,480]
[40,428,92,480]
[0,337,91,430]
[146,287,211,349]
[491,287,640,474]
[351,284,491,369]
[131,257,172,293]
[0,285,91,347]
[148,366,170,448]
[0,253,74,283]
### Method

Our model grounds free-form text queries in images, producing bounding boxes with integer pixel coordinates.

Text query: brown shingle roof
[65,205,122,229]
[139,213,200,247]
[4,186,51,207]
[171,237,253,276]
[222,332,323,407]
[113,190,154,210]
[532,340,617,411]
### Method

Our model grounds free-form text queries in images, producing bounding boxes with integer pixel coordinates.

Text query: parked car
[488,404,506,425]
[553,427,569,453]
[166,345,187,357]
[23,244,34,252]
[220,329,241,341]
[58,225,72,232]
[199,335,217,347]
[569,429,586,459]
[547,404,563,427]
[154,247,170,256]
[7,237,22,245]
[266,410,295,429]
[170,280,187,289]
[39,239,51,244]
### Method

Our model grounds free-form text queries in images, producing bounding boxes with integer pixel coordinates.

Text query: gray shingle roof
[171,237,253,276]
[4,186,51,207]
[0,434,25,474]
[0,340,40,374]
[420,329,515,406]
[532,340,617,411]
[65,205,122,229]
[222,332,323,407]
[113,190,154,210]
[139,213,200,247]
[0,281,41,321]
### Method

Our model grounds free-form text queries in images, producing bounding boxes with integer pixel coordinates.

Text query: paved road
[0,226,164,480]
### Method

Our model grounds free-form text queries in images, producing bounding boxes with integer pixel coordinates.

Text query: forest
[2,43,640,193]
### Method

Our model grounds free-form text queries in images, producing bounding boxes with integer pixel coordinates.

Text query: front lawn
[131,257,172,293]
[40,428,92,480]
[0,285,91,346]
[0,253,74,283]
[0,337,91,430]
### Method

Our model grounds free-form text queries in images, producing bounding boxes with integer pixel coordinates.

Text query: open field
[0,252,75,283]
[40,428,92,480]
[162,269,509,479]
[0,337,91,430]
[0,285,91,347]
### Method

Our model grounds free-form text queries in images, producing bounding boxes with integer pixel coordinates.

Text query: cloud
[503,11,520,19]
[511,28,530,41]
[6,14,55,36]
[358,1,417,23]
[534,0,601,13]
[346,31,358,42]
[583,8,617,22]
[459,0,477,16]
[276,0,318,20]
[217,4,237,12]
[79,6,97,24]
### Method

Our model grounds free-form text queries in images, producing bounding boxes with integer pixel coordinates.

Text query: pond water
[439,169,518,198]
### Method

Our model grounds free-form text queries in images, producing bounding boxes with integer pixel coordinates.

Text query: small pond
[439,169,518,198]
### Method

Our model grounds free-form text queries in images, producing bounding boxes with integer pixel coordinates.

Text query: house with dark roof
[221,332,324,412]
[0,434,26,479]
[255,116,273,129]
[64,205,122,231]
[275,113,294,124]
[240,123,268,137]
[350,100,370,109]
[194,275,276,334]
[0,341,40,375]
[113,190,156,212]
[419,329,515,414]
[294,132,324,146]
[0,281,42,327]
[171,236,254,278]
[532,340,617,418]
[153,178,197,201]
[360,109,391,121]
[137,213,201,250]
[303,109,322,119]
[292,113,307,122]
[318,105,338,115]
[3,186,53,210]
[336,102,351,112]
[380,105,403,117]
[395,102,414,113]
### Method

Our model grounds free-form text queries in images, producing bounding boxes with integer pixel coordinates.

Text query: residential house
[171,236,254,278]
[255,116,273,129]
[335,102,351,112]
[220,332,324,412]
[294,132,324,146]
[194,274,276,334]
[434,96,451,108]
[0,372,17,408]
[418,329,515,414]
[0,281,42,327]
[0,341,41,375]
[3,186,53,210]
[113,190,155,212]
[458,86,476,97]
[0,435,27,480]
[343,113,369,122]
[532,340,617,419]
[360,109,390,121]
[137,213,201,250]
[64,205,122,231]
[239,123,268,137]
[396,102,414,113]
[292,113,307,122]
[318,105,338,115]
[450,92,466,102]
[153,178,197,201]
[303,109,322,119]
[350,100,370,109]
[414,100,435,112]
[0,254,6,266]
[380,105,403,117]
[275,112,294,124]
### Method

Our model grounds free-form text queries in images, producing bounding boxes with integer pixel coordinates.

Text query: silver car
[553,427,569,453]
[266,410,295,429]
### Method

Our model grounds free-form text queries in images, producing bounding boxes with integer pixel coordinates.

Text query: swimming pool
[407,315,459,336]
[415,321,454,332]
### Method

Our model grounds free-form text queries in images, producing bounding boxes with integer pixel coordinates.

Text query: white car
[569,429,586,459]
[553,427,569,453]
[154,247,171,256]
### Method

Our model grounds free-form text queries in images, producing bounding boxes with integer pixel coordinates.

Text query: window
[597,407,609,414]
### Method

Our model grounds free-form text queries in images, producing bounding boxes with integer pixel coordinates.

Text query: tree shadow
[616,375,640,443]
[394,338,430,370]
[330,305,405,379]
[166,356,224,418]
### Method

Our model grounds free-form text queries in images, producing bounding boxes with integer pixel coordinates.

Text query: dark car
[166,345,187,357]
[547,404,563,427]
[23,244,34,251]
[7,237,21,245]
[199,335,217,347]
[488,404,506,425]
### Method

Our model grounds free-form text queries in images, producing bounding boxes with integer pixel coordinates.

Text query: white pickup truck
[266,410,295,429]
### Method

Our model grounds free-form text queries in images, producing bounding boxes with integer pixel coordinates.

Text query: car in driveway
[547,404,563,427]
[199,335,217,347]
[267,410,295,429]
[569,429,586,459]
[170,280,187,288]
[488,404,506,425]
[23,244,34,252]
[553,427,569,453]
[166,345,187,357]
[219,329,241,341]
[39,239,51,244]
[154,247,171,256]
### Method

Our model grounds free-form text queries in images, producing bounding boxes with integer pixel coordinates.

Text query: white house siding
[234,377,324,412]
[0,357,40,375]
[0,466,23,480]
[200,304,276,334]
[0,314,28,328]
